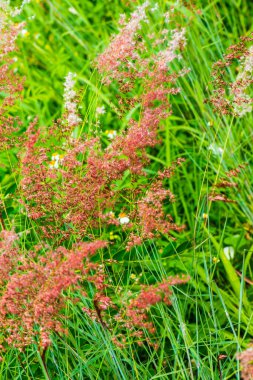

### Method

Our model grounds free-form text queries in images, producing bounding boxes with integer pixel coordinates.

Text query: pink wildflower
[0,236,107,351]
[237,346,253,380]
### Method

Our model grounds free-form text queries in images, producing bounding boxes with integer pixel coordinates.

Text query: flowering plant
[0,1,189,356]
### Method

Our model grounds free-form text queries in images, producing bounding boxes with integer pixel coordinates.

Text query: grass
[1,0,253,379]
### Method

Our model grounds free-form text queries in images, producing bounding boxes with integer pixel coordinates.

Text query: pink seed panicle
[0,2,190,353]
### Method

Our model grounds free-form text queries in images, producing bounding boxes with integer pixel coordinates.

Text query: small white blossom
[49,153,64,169]
[208,143,224,156]
[105,130,117,140]
[223,246,235,260]
[49,160,59,169]
[119,213,130,225]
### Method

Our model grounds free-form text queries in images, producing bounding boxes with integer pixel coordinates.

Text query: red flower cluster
[0,2,190,354]
[208,164,246,203]
[113,275,189,347]
[237,346,253,380]
[0,231,107,352]
[0,16,24,149]
[127,159,186,250]
[97,1,150,79]
[19,3,188,248]
[209,33,253,116]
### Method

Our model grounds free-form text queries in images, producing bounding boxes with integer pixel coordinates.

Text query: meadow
[0,0,253,379]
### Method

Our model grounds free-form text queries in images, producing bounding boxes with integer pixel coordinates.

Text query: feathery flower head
[237,347,253,380]
[97,1,150,76]
[0,238,107,351]
[63,72,81,127]
[210,33,253,116]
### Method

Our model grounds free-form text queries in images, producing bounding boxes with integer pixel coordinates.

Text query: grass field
[1,0,253,379]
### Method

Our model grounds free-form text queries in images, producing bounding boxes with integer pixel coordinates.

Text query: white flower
[49,160,59,169]
[49,153,64,169]
[208,143,224,156]
[105,130,117,139]
[119,213,130,225]
[120,217,129,224]
[223,246,235,260]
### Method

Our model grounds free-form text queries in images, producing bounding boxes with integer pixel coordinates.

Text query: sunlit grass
[1,0,253,379]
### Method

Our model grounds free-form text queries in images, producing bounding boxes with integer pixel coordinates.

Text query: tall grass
[0,0,253,379]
